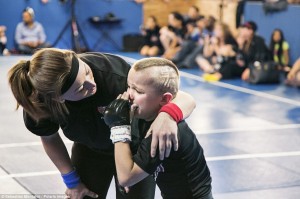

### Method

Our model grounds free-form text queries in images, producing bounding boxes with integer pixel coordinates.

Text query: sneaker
[3,48,10,56]
[203,73,221,82]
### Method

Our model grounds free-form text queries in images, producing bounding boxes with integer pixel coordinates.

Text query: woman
[8,48,195,199]
[196,22,241,81]
[140,16,163,56]
[236,21,271,82]
[160,12,186,60]
[269,29,290,68]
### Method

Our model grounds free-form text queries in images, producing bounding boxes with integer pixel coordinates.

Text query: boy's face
[127,68,163,121]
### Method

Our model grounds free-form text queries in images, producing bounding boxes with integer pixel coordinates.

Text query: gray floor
[1,55,300,198]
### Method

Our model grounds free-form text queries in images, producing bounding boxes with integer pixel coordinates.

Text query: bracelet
[159,103,183,123]
[110,125,132,143]
[61,169,81,189]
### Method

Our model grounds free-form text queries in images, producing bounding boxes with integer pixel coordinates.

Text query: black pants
[71,143,156,199]
[219,61,246,79]
[172,40,203,68]
[0,42,5,54]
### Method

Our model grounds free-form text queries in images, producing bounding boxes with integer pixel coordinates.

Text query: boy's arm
[102,97,150,187]
[114,142,149,187]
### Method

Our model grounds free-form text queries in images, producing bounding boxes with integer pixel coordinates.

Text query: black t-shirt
[243,35,271,66]
[144,25,162,48]
[23,52,131,154]
[131,119,212,199]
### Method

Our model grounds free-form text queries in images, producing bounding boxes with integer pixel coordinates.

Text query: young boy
[103,57,212,199]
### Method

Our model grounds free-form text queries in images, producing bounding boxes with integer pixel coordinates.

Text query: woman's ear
[160,92,173,106]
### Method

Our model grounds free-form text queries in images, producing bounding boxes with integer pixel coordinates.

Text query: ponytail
[8,48,76,122]
[8,60,48,121]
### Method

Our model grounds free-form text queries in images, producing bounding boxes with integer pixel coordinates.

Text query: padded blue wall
[0,0,142,52]
[244,2,300,64]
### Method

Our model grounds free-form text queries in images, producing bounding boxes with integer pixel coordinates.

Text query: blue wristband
[61,169,80,189]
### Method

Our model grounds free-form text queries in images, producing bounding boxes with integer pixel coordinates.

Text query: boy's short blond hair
[132,57,179,97]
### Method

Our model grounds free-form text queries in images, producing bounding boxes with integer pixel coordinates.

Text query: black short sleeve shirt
[132,119,212,199]
[23,53,131,154]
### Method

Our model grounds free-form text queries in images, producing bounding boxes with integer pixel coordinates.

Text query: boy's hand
[103,98,130,128]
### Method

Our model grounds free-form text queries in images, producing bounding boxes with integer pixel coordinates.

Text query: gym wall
[0,0,142,52]
[244,2,300,63]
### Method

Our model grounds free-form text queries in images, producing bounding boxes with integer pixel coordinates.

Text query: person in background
[286,57,300,87]
[236,21,271,81]
[172,16,214,69]
[160,12,186,60]
[15,7,50,54]
[0,25,10,55]
[185,5,201,24]
[196,22,241,81]
[103,57,213,199]
[140,16,163,56]
[269,29,290,69]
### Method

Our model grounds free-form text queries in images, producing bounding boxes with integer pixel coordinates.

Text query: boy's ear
[160,92,173,106]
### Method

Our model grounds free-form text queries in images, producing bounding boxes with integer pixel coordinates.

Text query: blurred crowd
[138,5,300,86]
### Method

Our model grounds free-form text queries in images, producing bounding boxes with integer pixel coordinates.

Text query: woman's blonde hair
[8,48,77,122]
[132,57,179,98]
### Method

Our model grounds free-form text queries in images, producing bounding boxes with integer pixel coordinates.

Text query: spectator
[269,28,290,68]
[140,16,163,56]
[160,12,186,59]
[286,57,300,87]
[0,25,9,55]
[185,5,201,25]
[196,22,242,81]
[15,7,50,54]
[236,21,271,81]
[172,16,215,69]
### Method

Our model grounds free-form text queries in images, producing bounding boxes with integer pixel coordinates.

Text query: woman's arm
[287,58,300,80]
[41,133,73,174]
[41,133,98,199]
[283,49,289,66]
[171,90,196,119]
[147,90,196,160]
[203,36,215,57]
[169,32,179,49]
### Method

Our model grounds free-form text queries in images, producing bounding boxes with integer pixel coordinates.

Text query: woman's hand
[146,112,178,160]
[65,182,98,199]
[241,68,250,81]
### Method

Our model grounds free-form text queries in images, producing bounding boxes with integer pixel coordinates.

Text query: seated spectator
[15,7,50,54]
[269,28,290,68]
[160,12,186,59]
[286,58,300,87]
[0,26,9,55]
[140,16,163,56]
[235,21,271,81]
[196,22,242,81]
[184,5,201,25]
[172,16,215,69]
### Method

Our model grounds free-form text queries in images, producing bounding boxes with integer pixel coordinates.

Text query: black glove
[103,99,130,128]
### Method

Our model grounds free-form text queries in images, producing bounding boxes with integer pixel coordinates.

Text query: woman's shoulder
[283,41,289,50]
